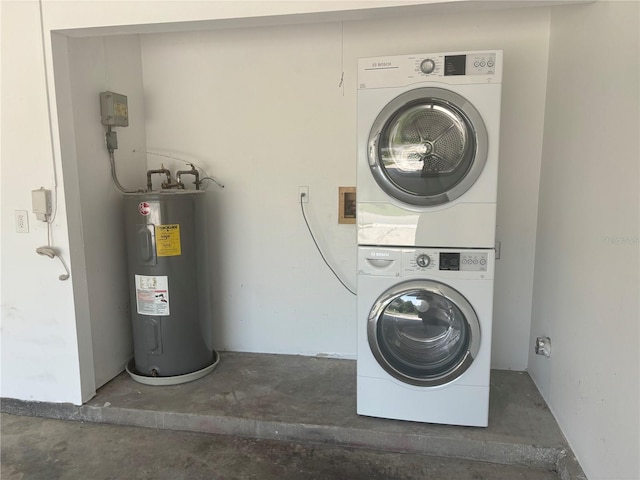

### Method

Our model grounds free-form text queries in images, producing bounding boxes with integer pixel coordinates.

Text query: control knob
[416,253,431,268]
[420,58,436,74]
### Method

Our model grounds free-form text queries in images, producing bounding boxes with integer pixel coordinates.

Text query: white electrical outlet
[299,186,309,203]
[15,210,29,233]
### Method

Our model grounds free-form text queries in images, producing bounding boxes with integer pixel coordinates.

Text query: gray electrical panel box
[100,91,129,127]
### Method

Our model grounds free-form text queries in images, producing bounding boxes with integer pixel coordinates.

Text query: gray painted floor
[1,352,585,479]
[1,413,559,480]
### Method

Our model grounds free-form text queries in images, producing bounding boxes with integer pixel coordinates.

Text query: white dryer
[357,246,494,426]
[357,50,502,248]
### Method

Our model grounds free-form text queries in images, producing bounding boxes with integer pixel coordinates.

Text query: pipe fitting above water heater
[146,164,202,191]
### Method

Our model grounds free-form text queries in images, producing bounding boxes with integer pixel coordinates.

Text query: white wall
[60,35,148,389]
[1,0,456,405]
[140,6,550,366]
[140,23,357,356]
[0,1,82,403]
[529,2,640,479]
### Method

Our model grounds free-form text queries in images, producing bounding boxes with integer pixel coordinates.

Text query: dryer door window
[368,87,488,207]
[368,279,481,387]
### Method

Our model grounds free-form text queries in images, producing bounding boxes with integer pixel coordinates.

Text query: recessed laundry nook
[1,2,637,480]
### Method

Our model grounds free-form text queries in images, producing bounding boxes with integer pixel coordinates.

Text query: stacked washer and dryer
[356,51,502,427]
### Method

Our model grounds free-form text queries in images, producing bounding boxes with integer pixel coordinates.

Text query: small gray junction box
[100,91,129,127]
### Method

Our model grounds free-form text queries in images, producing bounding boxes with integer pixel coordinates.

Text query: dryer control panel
[417,53,496,77]
[358,50,502,89]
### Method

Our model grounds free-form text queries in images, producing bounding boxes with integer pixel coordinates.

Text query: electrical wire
[299,194,356,296]
[38,0,58,221]
[200,176,225,189]
[106,127,142,193]
[338,21,345,95]
[38,0,69,278]
[108,150,140,193]
[38,0,59,249]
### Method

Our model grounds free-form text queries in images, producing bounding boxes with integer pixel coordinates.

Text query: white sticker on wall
[135,275,170,316]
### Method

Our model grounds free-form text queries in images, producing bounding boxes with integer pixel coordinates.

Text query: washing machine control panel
[415,253,431,268]
[402,250,437,273]
[359,247,492,277]
[439,252,488,272]
[401,249,489,274]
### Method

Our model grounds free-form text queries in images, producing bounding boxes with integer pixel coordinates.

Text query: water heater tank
[123,190,216,381]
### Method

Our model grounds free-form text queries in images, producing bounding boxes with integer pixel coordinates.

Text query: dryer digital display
[444,55,466,76]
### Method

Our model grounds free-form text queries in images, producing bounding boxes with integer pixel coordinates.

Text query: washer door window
[368,280,480,387]
[368,87,488,207]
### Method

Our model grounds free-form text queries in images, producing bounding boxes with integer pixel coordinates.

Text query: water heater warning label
[135,275,170,316]
[155,224,181,257]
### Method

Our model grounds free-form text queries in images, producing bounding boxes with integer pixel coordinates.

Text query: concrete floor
[2,413,560,480]
[1,352,585,479]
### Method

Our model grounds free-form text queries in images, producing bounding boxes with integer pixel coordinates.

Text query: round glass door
[368,279,480,387]
[368,87,488,207]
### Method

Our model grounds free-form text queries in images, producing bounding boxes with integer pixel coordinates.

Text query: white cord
[38,0,71,281]
[300,193,356,295]
[38,0,58,223]
[200,176,225,189]
[338,22,345,96]
[36,247,70,281]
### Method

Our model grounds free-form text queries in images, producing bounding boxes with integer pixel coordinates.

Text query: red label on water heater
[138,202,151,216]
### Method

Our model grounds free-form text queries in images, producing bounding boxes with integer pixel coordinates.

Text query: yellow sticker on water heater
[155,224,181,257]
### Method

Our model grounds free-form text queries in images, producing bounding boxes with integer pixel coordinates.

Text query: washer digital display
[439,252,460,270]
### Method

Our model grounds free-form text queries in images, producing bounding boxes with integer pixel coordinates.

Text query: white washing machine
[357,246,494,426]
[357,50,502,248]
